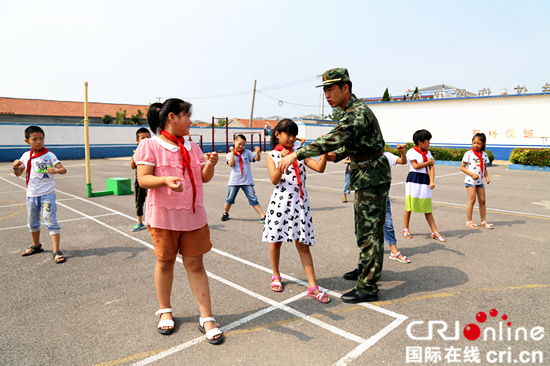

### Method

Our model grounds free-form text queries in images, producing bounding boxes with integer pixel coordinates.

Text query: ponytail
[147,99,192,134]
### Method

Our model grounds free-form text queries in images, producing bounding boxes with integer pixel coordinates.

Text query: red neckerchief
[413,146,429,175]
[233,150,244,176]
[471,148,484,178]
[274,144,304,201]
[160,130,196,214]
[26,147,50,187]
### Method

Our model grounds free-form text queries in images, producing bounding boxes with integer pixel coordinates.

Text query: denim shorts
[27,193,60,235]
[226,185,260,206]
[465,183,485,188]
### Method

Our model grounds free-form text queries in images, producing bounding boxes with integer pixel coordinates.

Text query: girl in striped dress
[402,129,446,242]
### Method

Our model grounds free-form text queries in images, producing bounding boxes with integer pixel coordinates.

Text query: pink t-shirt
[134,136,207,231]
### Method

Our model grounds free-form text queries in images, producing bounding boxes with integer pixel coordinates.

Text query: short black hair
[412,129,432,145]
[336,80,353,94]
[234,134,246,142]
[136,127,151,139]
[25,126,45,139]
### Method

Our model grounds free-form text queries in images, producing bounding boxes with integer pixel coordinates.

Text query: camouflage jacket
[296,94,391,190]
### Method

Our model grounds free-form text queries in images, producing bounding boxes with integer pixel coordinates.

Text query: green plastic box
[105,178,133,196]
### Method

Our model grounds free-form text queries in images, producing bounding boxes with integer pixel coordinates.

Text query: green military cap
[316,68,350,87]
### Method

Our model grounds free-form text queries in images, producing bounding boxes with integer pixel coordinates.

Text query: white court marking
[0,175,408,365]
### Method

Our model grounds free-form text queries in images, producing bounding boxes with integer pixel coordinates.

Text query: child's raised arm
[266,154,283,185]
[396,144,407,165]
[304,154,327,173]
[12,159,24,177]
[202,152,218,183]
[227,147,235,167]
[254,146,261,162]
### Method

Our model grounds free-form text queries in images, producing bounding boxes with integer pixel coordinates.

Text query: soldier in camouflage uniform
[278,68,391,303]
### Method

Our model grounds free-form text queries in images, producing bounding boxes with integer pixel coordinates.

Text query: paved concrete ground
[0,154,548,366]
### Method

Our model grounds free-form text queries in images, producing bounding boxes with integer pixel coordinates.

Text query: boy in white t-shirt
[13,126,67,263]
[221,134,265,223]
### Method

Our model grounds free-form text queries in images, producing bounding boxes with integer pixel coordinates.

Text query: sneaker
[259,217,265,224]
[131,223,146,232]
[221,213,229,221]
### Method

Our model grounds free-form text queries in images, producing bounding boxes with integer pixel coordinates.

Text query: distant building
[362,84,477,103]
[0,97,149,124]
[228,118,279,129]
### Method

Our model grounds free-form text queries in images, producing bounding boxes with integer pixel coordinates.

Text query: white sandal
[389,251,411,263]
[155,308,174,335]
[198,317,225,345]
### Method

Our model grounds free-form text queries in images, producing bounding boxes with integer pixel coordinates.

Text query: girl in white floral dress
[262,119,330,303]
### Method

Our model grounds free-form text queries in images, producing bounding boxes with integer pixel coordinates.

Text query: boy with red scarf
[403,129,446,242]
[13,126,67,263]
[221,134,265,223]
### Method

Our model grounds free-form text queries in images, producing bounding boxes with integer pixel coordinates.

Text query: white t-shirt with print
[462,150,489,185]
[19,151,61,197]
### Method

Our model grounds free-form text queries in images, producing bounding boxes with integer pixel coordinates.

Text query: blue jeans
[343,173,351,195]
[225,185,260,206]
[27,193,60,235]
[384,197,396,245]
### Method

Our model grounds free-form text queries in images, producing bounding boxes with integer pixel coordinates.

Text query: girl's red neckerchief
[160,130,197,214]
[274,144,304,201]
[413,146,429,175]
[471,148,484,178]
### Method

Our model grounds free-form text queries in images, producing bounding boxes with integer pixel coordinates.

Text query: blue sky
[1,0,548,122]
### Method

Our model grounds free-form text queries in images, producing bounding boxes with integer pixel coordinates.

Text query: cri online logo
[407,309,545,341]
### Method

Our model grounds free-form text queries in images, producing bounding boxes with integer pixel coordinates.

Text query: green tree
[216,117,226,127]
[382,88,390,102]
[328,107,345,121]
[102,114,113,124]
[130,109,144,125]
[412,86,419,100]
[115,108,127,125]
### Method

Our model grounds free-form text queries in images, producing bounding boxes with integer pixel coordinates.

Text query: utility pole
[249,79,257,128]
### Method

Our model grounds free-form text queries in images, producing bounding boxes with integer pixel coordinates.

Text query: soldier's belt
[350,149,383,162]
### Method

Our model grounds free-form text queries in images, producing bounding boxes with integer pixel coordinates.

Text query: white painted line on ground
[334,316,408,366]
[0,213,119,231]
[391,195,550,218]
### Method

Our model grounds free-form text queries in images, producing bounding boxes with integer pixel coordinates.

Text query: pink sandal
[271,276,283,292]
[480,221,494,229]
[307,286,330,303]
[402,229,412,239]
[430,232,447,242]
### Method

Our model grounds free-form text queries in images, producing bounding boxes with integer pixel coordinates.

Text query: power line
[256,90,330,108]
[178,76,320,100]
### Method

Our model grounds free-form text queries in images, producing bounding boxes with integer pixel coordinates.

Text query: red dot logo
[463,324,481,341]
[507,322,511,326]
[502,315,508,321]
[489,309,498,317]
[476,312,487,323]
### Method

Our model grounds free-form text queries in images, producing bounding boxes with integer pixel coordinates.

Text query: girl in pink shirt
[134,98,223,344]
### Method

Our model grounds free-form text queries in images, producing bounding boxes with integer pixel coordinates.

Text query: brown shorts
[148,224,212,260]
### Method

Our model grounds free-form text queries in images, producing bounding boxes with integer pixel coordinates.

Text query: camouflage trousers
[354,183,390,295]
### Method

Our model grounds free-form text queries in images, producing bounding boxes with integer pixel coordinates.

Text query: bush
[385,144,495,162]
[102,114,113,124]
[509,148,550,166]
